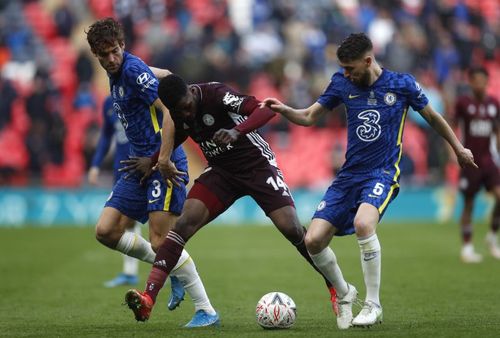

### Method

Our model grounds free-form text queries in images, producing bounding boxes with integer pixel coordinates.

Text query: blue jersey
[109,51,185,163]
[317,69,429,181]
[91,96,130,181]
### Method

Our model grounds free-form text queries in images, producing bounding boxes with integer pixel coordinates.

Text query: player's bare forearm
[261,99,325,126]
[420,105,477,168]
[149,67,172,79]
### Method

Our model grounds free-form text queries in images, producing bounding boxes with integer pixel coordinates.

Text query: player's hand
[119,156,154,185]
[213,128,240,145]
[88,167,100,185]
[456,147,478,169]
[154,158,186,187]
[260,98,286,113]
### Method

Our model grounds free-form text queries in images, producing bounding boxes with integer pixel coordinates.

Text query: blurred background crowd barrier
[0,0,498,226]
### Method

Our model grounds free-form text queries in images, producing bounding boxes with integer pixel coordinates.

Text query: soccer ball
[255,291,297,329]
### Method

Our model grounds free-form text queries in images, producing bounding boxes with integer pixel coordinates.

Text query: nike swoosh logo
[363,252,379,261]
[349,94,360,99]
[148,198,160,204]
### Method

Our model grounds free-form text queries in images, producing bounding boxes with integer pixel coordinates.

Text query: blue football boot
[103,273,138,288]
[167,276,185,310]
[184,310,220,328]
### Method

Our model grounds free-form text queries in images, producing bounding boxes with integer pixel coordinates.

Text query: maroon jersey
[174,82,277,172]
[455,94,500,165]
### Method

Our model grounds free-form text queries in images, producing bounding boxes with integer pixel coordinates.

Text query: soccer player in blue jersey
[263,33,477,328]
[88,95,141,287]
[86,18,219,327]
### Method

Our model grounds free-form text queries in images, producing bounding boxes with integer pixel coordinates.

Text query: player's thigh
[248,165,294,215]
[268,205,304,243]
[305,218,337,253]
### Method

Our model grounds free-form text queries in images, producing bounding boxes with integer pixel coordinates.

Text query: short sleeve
[405,74,429,111]
[124,62,159,105]
[317,73,344,110]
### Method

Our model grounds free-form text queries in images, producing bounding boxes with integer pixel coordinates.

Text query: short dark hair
[86,18,125,54]
[158,74,188,111]
[468,66,489,78]
[336,33,373,62]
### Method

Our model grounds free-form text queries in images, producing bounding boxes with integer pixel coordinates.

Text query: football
[255,291,297,329]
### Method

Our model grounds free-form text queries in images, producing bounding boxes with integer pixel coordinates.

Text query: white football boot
[485,232,500,260]
[460,243,483,263]
[336,283,358,330]
[352,300,383,327]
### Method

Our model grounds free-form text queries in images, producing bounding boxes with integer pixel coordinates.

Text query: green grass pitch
[0,222,499,337]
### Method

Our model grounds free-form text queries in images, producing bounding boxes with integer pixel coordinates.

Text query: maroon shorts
[188,164,294,219]
[459,157,500,196]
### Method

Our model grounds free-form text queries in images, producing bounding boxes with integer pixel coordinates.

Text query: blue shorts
[313,170,400,236]
[105,168,188,224]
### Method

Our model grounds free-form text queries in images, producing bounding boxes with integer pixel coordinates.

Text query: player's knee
[95,223,118,247]
[353,217,374,237]
[304,231,323,253]
[172,216,198,242]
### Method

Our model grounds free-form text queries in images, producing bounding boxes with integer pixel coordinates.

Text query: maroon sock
[461,223,472,243]
[491,203,500,233]
[145,231,185,303]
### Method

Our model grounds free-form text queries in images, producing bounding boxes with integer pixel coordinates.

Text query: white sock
[122,224,141,276]
[116,231,156,264]
[309,247,349,297]
[171,249,216,315]
[358,234,381,306]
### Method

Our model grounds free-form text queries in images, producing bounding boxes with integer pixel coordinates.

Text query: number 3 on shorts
[372,182,385,196]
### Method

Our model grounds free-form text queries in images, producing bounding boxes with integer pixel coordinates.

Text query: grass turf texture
[0,222,498,337]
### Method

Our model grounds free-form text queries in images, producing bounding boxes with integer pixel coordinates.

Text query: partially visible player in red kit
[122,74,350,326]
[454,66,500,263]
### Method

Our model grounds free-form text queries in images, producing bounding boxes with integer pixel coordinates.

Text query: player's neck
[473,91,486,102]
[368,63,383,86]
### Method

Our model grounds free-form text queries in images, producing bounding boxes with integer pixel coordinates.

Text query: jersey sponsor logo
[202,114,215,126]
[114,103,129,129]
[148,198,160,204]
[118,86,124,97]
[384,92,396,106]
[356,110,381,142]
[349,94,360,99]
[415,81,424,98]
[317,200,326,211]
[136,72,151,85]
[106,191,113,201]
[488,104,497,117]
[222,92,244,109]
[200,139,234,157]
[136,72,158,92]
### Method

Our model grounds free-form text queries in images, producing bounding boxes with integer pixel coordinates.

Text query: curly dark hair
[336,33,373,62]
[468,66,489,78]
[158,74,188,111]
[85,18,125,54]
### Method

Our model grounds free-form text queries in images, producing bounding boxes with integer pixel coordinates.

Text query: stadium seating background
[0,0,498,190]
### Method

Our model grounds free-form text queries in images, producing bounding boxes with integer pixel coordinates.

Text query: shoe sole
[185,319,221,328]
[124,290,148,322]
[353,316,383,328]
[167,294,185,311]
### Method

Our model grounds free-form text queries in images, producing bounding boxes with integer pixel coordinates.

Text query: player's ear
[364,55,372,67]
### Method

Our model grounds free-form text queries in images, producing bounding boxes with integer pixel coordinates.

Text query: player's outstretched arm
[149,67,172,79]
[419,104,478,169]
[154,98,187,186]
[261,99,327,126]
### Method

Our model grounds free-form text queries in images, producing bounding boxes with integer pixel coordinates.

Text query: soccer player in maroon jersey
[454,66,500,263]
[122,74,340,324]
